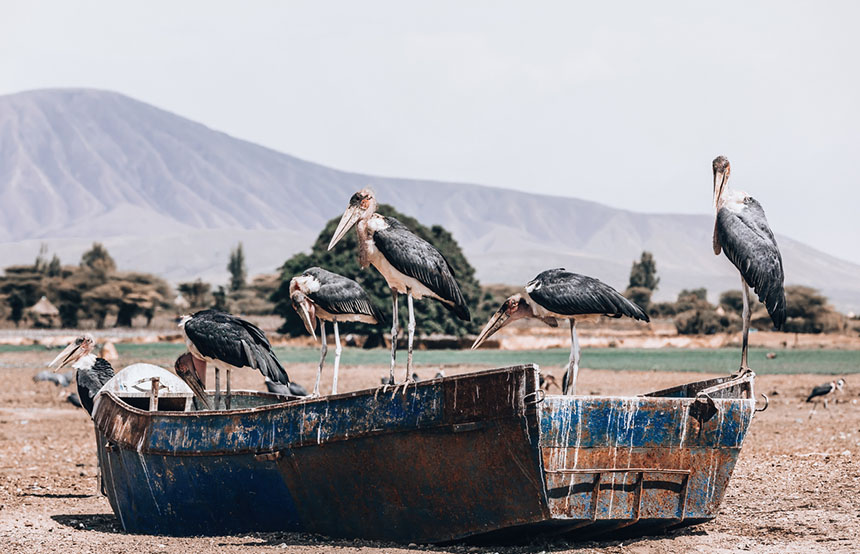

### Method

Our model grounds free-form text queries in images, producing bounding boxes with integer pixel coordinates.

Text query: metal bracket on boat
[755,393,769,413]
[524,389,546,406]
[254,450,283,462]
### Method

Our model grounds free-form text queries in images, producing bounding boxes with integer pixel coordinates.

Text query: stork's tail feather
[766,290,787,331]
[443,298,471,322]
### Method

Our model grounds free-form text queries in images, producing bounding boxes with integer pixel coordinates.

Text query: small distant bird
[66,392,82,408]
[264,377,309,398]
[33,369,74,387]
[806,378,845,408]
[712,156,786,372]
[328,188,470,386]
[179,309,291,409]
[766,352,777,359]
[290,267,383,396]
[48,335,115,416]
[434,370,445,379]
[472,268,649,395]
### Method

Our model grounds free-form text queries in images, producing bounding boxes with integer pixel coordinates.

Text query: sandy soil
[0,350,858,553]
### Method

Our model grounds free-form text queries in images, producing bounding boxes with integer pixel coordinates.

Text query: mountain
[2,88,859,312]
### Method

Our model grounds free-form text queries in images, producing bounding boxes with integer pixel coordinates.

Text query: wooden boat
[92,364,759,542]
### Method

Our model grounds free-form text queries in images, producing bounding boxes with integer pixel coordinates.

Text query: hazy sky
[3,1,859,263]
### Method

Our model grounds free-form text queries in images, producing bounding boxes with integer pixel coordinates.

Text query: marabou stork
[806,378,845,410]
[179,309,290,409]
[290,267,384,396]
[712,156,786,372]
[472,268,649,395]
[48,335,115,416]
[328,188,470,385]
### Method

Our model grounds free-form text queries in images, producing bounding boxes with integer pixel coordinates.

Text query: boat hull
[92,365,755,542]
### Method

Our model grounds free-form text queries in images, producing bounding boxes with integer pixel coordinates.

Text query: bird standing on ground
[33,369,74,387]
[328,188,470,386]
[712,156,786,372]
[48,335,115,415]
[290,267,384,396]
[806,378,845,409]
[472,268,649,395]
[179,309,291,409]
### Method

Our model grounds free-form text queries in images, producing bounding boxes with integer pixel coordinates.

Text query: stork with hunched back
[179,309,293,409]
[290,266,384,396]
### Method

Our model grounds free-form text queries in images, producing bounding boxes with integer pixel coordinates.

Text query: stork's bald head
[712,155,731,210]
[329,187,378,250]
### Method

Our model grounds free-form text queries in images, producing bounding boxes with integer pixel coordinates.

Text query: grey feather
[716,198,786,329]
[303,267,384,324]
[373,217,470,321]
[528,268,650,322]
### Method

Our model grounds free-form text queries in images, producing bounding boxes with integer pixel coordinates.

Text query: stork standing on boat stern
[48,335,115,415]
[472,268,649,395]
[327,188,470,385]
[712,156,786,372]
[290,267,384,395]
[179,309,291,409]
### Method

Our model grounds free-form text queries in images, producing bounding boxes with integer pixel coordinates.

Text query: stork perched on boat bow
[327,188,470,386]
[179,309,291,409]
[712,156,786,372]
[472,268,649,395]
[48,335,115,415]
[291,267,384,396]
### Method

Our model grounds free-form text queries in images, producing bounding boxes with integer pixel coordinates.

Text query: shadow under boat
[91,364,758,543]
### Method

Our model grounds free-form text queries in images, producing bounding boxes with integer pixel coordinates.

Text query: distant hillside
[2,88,859,311]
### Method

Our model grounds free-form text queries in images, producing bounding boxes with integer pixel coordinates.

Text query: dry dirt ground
[0,350,858,553]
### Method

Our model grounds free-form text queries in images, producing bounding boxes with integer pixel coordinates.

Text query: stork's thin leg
[388,291,399,386]
[214,367,221,410]
[332,321,342,395]
[313,320,327,397]
[225,368,232,410]
[740,278,751,372]
[405,290,416,383]
[563,319,581,395]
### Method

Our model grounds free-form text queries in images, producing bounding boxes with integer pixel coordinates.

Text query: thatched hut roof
[28,296,59,316]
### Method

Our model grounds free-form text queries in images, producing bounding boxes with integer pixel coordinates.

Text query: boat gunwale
[94,364,541,456]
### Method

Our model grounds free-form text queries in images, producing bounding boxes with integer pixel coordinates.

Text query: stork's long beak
[471,309,511,350]
[297,302,317,341]
[48,342,84,371]
[713,170,727,210]
[328,205,362,250]
[174,354,212,410]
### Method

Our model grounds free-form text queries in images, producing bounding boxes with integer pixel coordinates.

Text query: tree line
[1,229,852,336]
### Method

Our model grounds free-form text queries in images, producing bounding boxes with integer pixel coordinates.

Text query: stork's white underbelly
[367,245,446,303]
[314,304,378,324]
[523,293,603,322]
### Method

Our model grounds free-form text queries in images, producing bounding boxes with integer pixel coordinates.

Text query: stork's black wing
[76,357,114,415]
[806,383,833,402]
[304,267,385,324]
[374,217,470,321]
[528,268,650,321]
[716,198,786,329]
[184,309,290,384]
